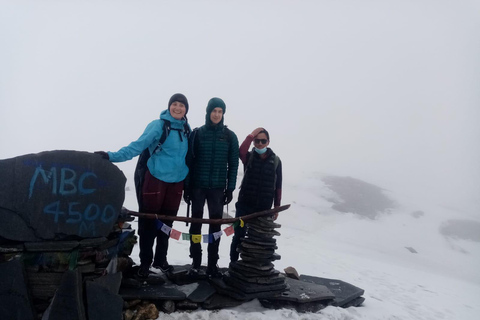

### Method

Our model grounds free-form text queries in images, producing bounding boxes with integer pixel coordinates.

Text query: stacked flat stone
[224,215,287,298]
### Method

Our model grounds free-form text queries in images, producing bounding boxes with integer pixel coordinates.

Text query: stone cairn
[0,150,135,320]
[0,220,136,318]
[223,215,287,300]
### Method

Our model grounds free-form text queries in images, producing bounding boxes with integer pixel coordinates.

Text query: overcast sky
[1,0,479,215]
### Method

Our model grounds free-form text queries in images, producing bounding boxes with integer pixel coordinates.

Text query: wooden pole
[125,204,290,225]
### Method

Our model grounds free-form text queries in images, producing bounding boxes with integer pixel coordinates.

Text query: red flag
[224,225,234,236]
[170,228,181,240]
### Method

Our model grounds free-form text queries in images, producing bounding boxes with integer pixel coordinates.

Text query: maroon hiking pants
[138,170,183,267]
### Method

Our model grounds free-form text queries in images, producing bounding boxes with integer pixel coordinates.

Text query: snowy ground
[119,168,480,320]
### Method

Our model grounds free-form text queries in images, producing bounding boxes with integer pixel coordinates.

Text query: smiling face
[169,101,187,120]
[209,107,224,125]
[254,132,270,149]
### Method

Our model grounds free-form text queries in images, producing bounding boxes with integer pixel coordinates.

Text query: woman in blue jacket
[96,93,190,278]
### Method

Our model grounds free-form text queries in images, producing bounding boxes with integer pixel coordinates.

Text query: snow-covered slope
[122,170,480,320]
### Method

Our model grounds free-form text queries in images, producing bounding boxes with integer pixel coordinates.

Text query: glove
[223,189,233,205]
[183,189,191,205]
[94,151,109,160]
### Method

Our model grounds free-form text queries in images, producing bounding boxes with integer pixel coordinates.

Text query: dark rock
[284,266,300,280]
[24,240,79,252]
[242,237,277,247]
[176,299,199,310]
[229,262,279,277]
[187,280,216,303]
[86,281,123,320]
[239,252,281,263]
[247,225,281,237]
[0,259,36,320]
[299,275,365,307]
[247,219,281,229]
[43,269,86,320]
[223,274,287,294]
[92,273,122,294]
[259,298,331,313]
[79,237,109,248]
[158,300,175,313]
[227,269,285,285]
[322,175,396,219]
[0,243,24,253]
[210,277,284,301]
[236,260,274,271]
[120,284,186,301]
[240,241,277,251]
[202,293,244,310]
[0,150,126,242]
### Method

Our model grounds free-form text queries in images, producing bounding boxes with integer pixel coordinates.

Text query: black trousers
[189,188,224,268]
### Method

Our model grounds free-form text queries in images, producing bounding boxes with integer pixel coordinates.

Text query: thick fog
[1,0,479,215]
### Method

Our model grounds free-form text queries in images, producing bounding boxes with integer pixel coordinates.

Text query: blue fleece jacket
[108,110,190,183]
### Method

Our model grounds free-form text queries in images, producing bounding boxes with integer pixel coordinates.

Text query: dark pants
[138,170,183,268]
[189,188,224,268]
[229,202,251,263]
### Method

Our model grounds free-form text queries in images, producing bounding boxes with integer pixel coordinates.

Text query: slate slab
[223,274,287,294]
[0,150,126,241]
[86,281,124,320]
[273,277,334,302]
[247,226,281,237]
[299,275,365,307]
[228,269,285,285]
[187,280,217,303]
[236,260,274,270]
[210,277,285,301]
[120,284,186,301]
[0,259,36,320]
[24,240,79,252]
[92,272,123,294]
[242,238,277,247]
[43,269,86,320]
[202,293,244,310]
[229,262,280,277]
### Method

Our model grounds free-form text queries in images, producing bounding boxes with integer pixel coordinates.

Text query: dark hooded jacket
[186,98,239,191]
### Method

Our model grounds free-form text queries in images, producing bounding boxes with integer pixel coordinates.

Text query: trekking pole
[186,202,190,227]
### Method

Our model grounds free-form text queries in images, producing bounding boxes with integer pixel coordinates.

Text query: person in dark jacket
[184,97,239,277]
[95,93,191,278]
[229,127,282,263]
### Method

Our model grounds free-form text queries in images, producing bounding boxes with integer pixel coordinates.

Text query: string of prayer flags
[170,229,181,240]
[153,218,245,242]
[191,234,202,244]
[213,231,223,241]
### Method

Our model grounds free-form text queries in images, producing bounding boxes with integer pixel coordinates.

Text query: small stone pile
[223,215,287,299]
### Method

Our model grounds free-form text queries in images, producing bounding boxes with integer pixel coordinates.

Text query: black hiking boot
[153,261,174,273]
[207,264,223,279]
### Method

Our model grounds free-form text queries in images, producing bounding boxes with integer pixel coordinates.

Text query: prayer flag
[155,220,164,230]
[224,225,234,236]
[182,233,190,241]
[161,224,171,235]
[170,229,181,240]
[239,218,244,228]
[213,231,223,240]
[192,234,202,243]
[203,234,211,243]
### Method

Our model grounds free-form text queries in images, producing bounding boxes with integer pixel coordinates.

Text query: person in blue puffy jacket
[95,93,190,278]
